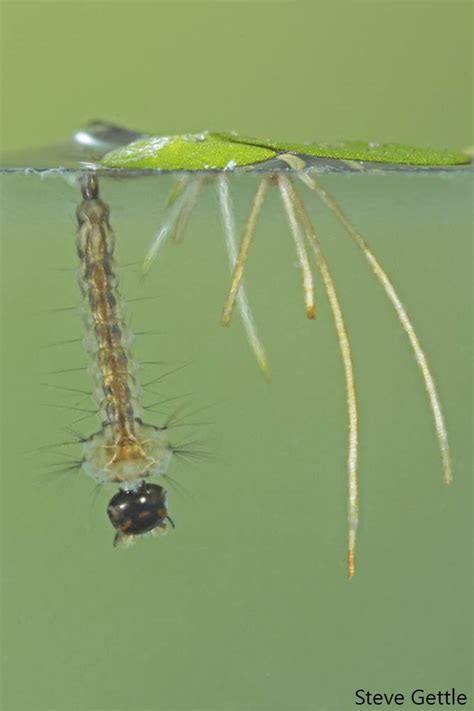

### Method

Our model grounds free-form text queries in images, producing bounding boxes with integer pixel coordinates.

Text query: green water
[1,171,472,710]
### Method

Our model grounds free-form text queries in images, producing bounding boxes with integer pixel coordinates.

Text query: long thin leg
[144,178,201,271]
[222,177,268,326]
[170,178,203,243]
[165,176,188,207]
[278,154,317,318]
[303,175,452,485]
[287,198,317,319]
[278,175,359,578]
[217,176,269,376]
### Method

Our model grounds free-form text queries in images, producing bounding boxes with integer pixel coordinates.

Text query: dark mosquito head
[107,482,172,545]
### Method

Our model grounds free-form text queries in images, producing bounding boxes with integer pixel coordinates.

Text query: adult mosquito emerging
[99,129,470,576]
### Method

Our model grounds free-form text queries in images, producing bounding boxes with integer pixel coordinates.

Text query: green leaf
[218,133,470,166]
[101,132,276,170]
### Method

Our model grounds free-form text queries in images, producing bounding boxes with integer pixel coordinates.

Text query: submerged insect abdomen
[76,176,172,490]
[77,178,138,436]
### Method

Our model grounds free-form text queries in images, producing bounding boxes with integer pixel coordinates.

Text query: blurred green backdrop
[1,0,472,153]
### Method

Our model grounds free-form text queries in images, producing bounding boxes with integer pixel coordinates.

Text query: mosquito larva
[75,173,176,546]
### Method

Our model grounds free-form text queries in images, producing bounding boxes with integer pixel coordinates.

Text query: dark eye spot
[107,482,169,537]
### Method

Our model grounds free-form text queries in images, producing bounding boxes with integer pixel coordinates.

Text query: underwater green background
[1,2,472,711]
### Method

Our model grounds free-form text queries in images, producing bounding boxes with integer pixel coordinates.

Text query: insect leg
[222,177,268,327]
[217,175,268,376]
[279,175,359,578]
[304,176,452,486]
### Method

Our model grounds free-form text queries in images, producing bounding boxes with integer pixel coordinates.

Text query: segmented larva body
[75,175,173,490]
